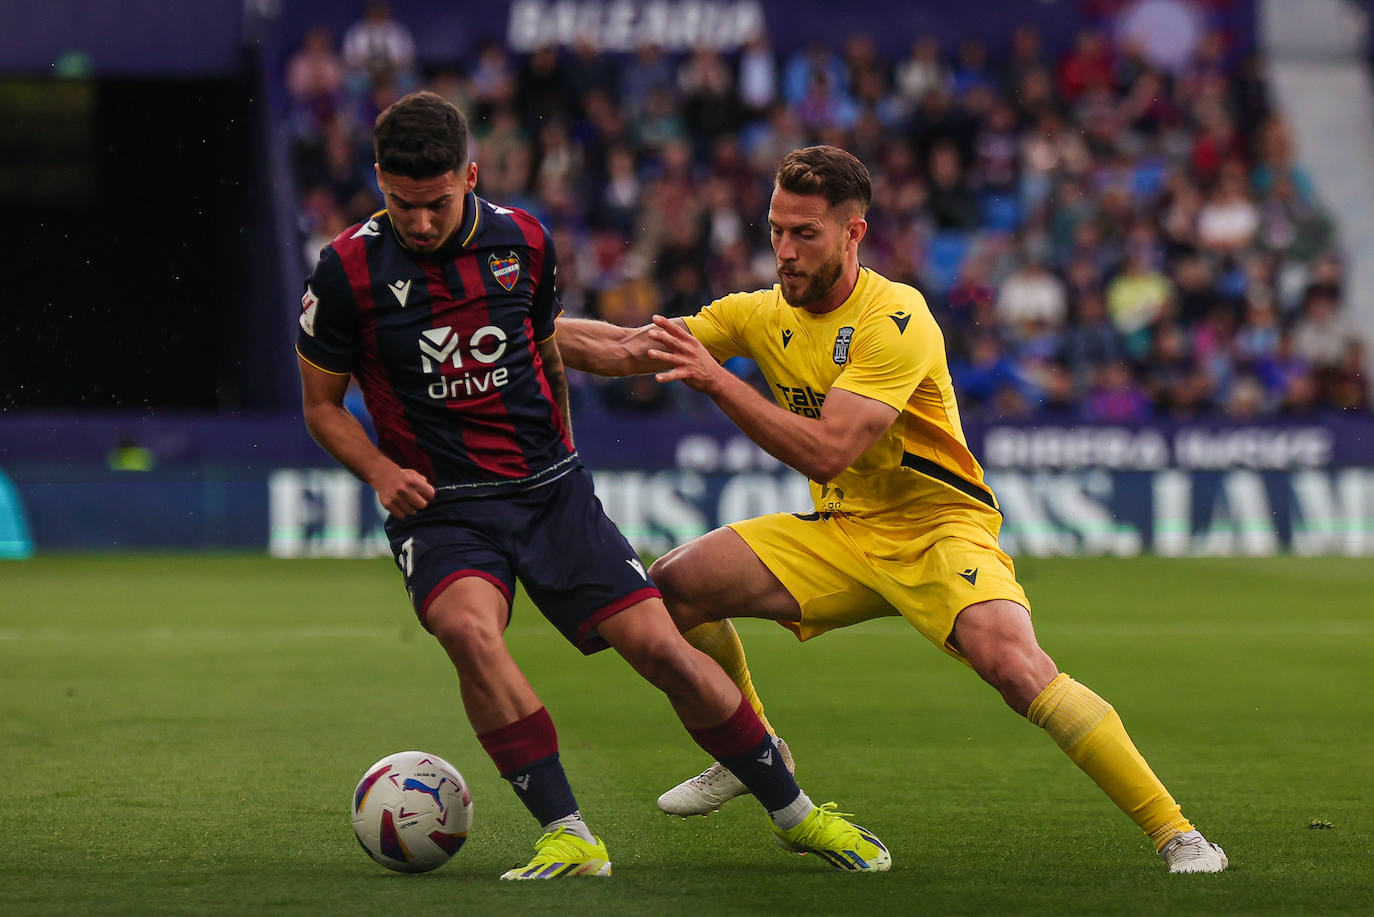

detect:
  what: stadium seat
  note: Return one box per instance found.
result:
[925,231,973,293]
[1132,159,1167,200]
[979,192,1022,232]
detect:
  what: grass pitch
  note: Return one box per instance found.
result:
[1,554,1370,916]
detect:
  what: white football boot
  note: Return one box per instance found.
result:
[657,736,795,816]
[1159,830,1229,873]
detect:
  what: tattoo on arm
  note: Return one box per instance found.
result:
[542,345,574,445]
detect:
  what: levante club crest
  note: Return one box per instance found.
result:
[489,252,521,291]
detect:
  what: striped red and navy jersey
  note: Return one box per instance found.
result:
[296,192,577,497]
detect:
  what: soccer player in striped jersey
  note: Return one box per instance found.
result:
[556,145,1227,874]
[296,95,888,878]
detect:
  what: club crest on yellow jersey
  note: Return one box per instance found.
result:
[832,326,854,364]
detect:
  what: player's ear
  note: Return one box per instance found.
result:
[463,161,478,192]
[848,214,868,247]
[374,163,384,194]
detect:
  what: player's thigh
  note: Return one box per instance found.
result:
[650,524,801,623]
[876,535,1031,661]
[720,512,896,640]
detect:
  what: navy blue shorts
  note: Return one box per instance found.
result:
[383,466,660,654]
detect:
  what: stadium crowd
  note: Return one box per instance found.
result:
[283,4,1368,421]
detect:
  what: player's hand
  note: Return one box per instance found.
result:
[373,467,435,517]
[646,315,725,393]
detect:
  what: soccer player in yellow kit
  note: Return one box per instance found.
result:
[556,145,1227,873]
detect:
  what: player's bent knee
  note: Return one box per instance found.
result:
[648,554,716,629]
[427,608,506,661]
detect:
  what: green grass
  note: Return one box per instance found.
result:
[1,555,1370,916]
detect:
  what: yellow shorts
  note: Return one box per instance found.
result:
[727,511,1030,661]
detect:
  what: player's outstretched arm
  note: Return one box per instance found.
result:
[298,356,434,517]
[645,316,896,483]
[554,316,681,377]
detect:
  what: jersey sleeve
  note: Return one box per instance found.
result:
[529,223,562,343]
[830,302,941,411]
[682,291,758,362]
[295,245,360,375]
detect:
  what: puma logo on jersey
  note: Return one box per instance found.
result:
[890,311,911,333]
[627,557,647,580]
[781,328,794,349]
[389,279,412,307]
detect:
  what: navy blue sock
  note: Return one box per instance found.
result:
[688,697,801,812]
[477,708,579,825]
[501,753,579,825]
[718,735,801,812]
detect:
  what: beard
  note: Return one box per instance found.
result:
[777,249,844,308]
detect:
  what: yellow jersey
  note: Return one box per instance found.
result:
[684,267,1001,531]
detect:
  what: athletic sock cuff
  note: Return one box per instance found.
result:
[477,707,559,775]
[1027,673,1113,749]
[687,695,768,760]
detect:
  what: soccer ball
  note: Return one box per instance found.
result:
[351,750,474,873]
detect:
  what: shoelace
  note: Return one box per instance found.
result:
[812,801,856,821]
[687,763,735,788]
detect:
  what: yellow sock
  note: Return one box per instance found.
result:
[1027,673,1192,850]
[683,620,775,735]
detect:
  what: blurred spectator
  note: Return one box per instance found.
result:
[784,41,850,107]
[973,101,1021,193]
[1107,248,1174,357]
[474,106,532,200]
[621,44,676,117]
[679,48,741,143]
[1197,160,1259,253]
[952,332,1032,416]
[567,36,619,111]
[516,46,573,133]
[1003,24,1046,94]
[926,140,979,230]
[1058,28,1113,103]
[1290,285,1354,369]
[738,35,779,120]
[1224,374,1268,420]
[1325,342,1370,412]
[997,258,1067,333]
[341,1,417,90]
[469,40,516,120]
[1061,292,1126,384]
[286,26,344,137]
[952,38,995,96]
[1082,363,1152,422]
[894,36,950,113]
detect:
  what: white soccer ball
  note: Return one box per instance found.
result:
[351,750,474,873]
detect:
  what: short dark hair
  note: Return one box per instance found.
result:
[775,145,872,214]
[373,91,469,178]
